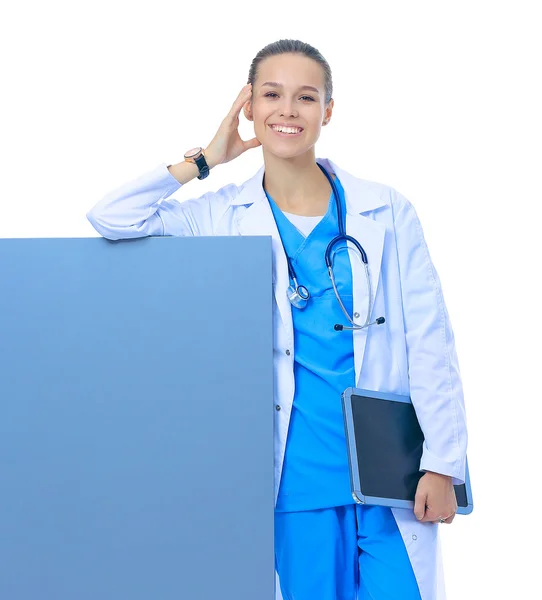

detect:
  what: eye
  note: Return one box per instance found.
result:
[264,92,315,102]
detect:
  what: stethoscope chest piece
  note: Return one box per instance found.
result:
[287,282,310,309]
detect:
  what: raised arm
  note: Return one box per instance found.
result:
[86,83,260,240]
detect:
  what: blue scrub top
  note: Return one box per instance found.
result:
[266,173,357,512]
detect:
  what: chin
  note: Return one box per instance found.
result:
[262,138,315,158]
[263,146,308,160]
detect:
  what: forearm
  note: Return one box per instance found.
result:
[87,163,184,239]
[167,150,219,185]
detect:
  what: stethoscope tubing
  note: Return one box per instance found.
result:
[280,163,377,330]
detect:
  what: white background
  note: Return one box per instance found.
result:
[1,1,541,598]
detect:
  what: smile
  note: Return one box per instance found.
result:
[268,124,304,136]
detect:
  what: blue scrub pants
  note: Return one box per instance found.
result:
[275,504,422,600]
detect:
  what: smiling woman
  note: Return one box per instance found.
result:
[86,37,468,600]
[242,43,334,207]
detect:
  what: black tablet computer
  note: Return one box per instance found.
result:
[341,387,473,514]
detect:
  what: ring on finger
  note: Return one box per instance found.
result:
[438,512,455,524]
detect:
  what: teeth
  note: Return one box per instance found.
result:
[271,125,302,134]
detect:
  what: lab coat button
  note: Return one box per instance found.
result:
[412,535,417,541]
[285,349,291,356]
[354,312,360,318]
[275,405,281,411]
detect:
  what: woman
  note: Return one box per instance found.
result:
[87,39,468,600]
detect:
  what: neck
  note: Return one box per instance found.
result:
[262,148,331,216]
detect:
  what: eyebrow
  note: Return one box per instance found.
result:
[260,81,320,94]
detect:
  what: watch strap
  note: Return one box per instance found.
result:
[193,152,210,180]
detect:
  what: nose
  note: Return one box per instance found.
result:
[279,98,298,118]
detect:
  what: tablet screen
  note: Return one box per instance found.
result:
[350,392,469,508]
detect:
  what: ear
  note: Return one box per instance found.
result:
[323,98,334,125]
[243,99,253,122]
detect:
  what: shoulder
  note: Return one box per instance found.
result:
[348,173,409,210]
[327,158,411,217]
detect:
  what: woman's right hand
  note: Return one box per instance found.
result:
[205,84,261,167]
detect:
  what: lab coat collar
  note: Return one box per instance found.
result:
[231,157,388,214]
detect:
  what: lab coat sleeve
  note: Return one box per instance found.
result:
[392,190,468,486]
[86,162,237,240]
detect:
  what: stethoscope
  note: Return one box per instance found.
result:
[284,163,385,332]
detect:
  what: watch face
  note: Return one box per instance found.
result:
[185,147,202,158]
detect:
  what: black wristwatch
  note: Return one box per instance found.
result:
[184,146,210,180]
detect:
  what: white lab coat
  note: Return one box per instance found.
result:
[87,156,468,600]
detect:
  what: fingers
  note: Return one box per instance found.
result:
[442,512,456,524]
[419,511,434,523]
[414,500,457,524]
[243,136,261,151]
[418,503,456,524]
[421,513,455,524]
[413,491,427,521]
[429,511,456,524]
[228,83,253,120]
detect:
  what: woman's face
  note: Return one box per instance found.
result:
[244,53,333,159]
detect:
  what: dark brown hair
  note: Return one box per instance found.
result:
[247,39,333,105]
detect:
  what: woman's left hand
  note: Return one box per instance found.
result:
[413,471,458,524]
